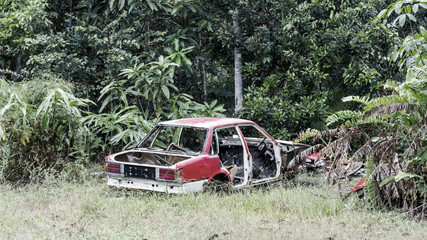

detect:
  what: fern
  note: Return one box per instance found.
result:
[352,115,390,126]
[326,110,362,126]
[383,80,400,90]
[365,156,377,208]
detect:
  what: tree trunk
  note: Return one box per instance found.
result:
[69,0,73,28]
[233,8,243,113]
[196,32,207,102]
[0,46,4,78]
[199,61,207,102]
[11,55,21,82]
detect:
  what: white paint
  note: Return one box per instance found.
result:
[107,177,208,194]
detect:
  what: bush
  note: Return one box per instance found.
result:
[241,76,329,140]
[0,77,92,183]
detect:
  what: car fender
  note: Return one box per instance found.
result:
[207,169,232,183]
[176,155,221,181]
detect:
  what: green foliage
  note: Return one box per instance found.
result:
[82,77,226,154]
[166,95,226,119]
[0,0,422,200]
[81,79,154,153]
[0,0,50,48]
[295,0,427,218]
[1,0,399,129]
[121,55,179,117]
[326,110,363,127]
[376,0,427,68]
[365,156,377,207]
[37,88,94,130]
[235,0,397,138]
[241,77,329,139]
[0,77,91,182]
[165,39,194,67]
[317,65,426,214]
[82,106,156,151]
[380,172,423,187]
[0,0,51,80]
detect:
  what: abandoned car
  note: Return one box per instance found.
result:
[104,117,308,193]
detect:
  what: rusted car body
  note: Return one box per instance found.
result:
[104,117,308,193]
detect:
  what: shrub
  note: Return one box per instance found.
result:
[241,76,329,140]
[0,77,92,183]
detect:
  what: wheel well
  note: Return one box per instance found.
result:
[210,173,230,183]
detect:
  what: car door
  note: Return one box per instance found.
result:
[237,124,281,184]
[213,125,251,187]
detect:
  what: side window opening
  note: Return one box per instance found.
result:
[210,130,218,155]
[179,127,207,153]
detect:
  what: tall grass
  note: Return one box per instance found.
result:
[1,176,426,240]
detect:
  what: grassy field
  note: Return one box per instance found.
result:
[1,175,426,240]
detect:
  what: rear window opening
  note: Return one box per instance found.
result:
[138,125,208,154]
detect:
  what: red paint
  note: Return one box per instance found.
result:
[168,117,223,125]
[307,152,319,161]
[306,153,320,164]
[351,178,366,192]
[161,117,254,129]
[176,155,221,181]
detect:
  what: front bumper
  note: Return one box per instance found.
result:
[107,177,208,194]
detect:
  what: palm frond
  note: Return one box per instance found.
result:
[366,102,412,117]
[326,110,363,126]
[349,140,373,162]
[365,156,377,207]
[0,124,5,142]
[354,115,390,125]
[404,124,426,163]
[342,95,370,105]
[319,127,360,163]
[383,80,400,91]
[294,128,320,143]
[364,95,409,113]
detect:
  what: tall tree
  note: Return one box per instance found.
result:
[233,7,243,113]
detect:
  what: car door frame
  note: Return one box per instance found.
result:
[236,123,282,185]
[212,125,251,189]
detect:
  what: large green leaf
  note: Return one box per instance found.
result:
[379,172,423,187]
[0,124,5,142]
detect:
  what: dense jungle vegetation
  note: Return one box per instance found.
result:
[0,0,426,218]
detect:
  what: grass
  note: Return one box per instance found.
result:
[0,175,426,240]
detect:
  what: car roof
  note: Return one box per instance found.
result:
[159,117,254,129]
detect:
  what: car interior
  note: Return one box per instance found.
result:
[214,125,277,185]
